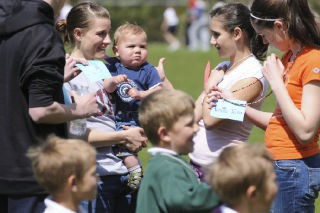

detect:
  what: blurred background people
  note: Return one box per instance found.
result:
[187,0,210,51]
[161,6,180,51]
[57,0,72,20]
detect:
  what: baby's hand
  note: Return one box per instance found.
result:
[127,88,142,100]
[103,75,127,93]
[113,74,128,84]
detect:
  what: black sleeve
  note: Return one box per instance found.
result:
[20,24,65,107]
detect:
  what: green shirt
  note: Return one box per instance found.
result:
[136,153,220,213]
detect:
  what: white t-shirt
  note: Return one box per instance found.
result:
[43,198,86,213]
[163,7,179,26]
[189,56,268,166]
[212,205,239,213]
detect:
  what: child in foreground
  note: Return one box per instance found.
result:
[107,23,163,191]
[136,89,220,213]
[209,143,278,213]
[27,135,97,213]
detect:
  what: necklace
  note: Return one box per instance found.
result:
[231,78,260,93]
[226,54,253,73]
[283,46,304,82]
[222,90,272,106]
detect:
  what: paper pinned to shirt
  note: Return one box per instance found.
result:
[210,99,246,122]
[76,60,112,83]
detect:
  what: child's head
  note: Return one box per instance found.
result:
[209,3,268,61]
[113,24,148,69]
[27,135,97,201]
[209,144,278,213]
[56,1,111,60]
[139,89,198,154]
[250,0,320,50]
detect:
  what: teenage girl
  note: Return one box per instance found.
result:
[189,3,268,179]
[246,0,320,212]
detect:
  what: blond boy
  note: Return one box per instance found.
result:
[27,135,97,213]
[209,143,278,213]
[136,89,220,213]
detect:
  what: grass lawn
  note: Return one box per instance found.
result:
[130,43,320,211]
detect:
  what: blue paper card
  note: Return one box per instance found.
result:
[210,99,246,122]
[76,60,111,83]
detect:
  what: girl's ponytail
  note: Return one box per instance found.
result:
[250,29,268,61]
[55,19,70,44]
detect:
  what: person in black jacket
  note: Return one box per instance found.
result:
[0,0,98,212]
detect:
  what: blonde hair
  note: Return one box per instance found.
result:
[139,89,194,145]
[209,143,274,207]
[113,23,147,46]
[27,135,96,194]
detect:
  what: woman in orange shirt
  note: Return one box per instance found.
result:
[246,0,320,212]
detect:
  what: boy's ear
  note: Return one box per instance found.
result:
[113,45,120,57]
[158,126,171,144]
[246,185,257,200]
[73,28,82,42]
[67,175,78,192]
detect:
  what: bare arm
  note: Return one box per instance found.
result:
[29,91,98,124]
[103,74,128,93]
[273,81,320,144]
[127,84,162,100]
[203,77,263,130]
[262,54,320,144]
[194,91,205,123]
[245,106,273,130]
[161,77,174,89]
[155,57,174,89]
[87,126,148,152]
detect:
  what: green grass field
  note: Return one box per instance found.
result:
[130,43,320,211]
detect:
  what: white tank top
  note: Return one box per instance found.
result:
[189,56,268,166]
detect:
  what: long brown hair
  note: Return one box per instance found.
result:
[210,3,268,61]
[250,0,320,48]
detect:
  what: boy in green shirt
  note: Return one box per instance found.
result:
[136,89,220,213]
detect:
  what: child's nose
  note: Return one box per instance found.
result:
[210,36,216,45]
[134,47,141,52]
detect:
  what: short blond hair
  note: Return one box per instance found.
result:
[209,144,274,207]
[27,135,96,194]
[113,23,147,46]
[139,89,194,145]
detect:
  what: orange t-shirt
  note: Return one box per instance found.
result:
[265,47,320,160]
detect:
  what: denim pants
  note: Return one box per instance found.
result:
[271,153,320,213]
[114,112,139,158]
[81,174,136,213]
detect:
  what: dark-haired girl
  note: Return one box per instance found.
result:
[189,3,269,179]
[245,0,320,212]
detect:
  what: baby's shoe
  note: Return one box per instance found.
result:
[127,165,143,192]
